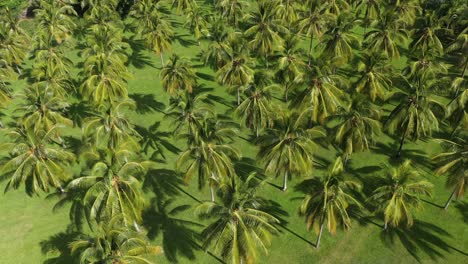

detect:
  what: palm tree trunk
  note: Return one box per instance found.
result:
[265,54,269,68]
[210,185,215,202]
[237,87,240,105]
[396,128,408,158]
[444,189,456,210]
[160,53,164,66]
[384,220,388,230]
[256,126,259,138]
[282,171,288,192]
[133,220,141,232]
[308,33,314,66]
[316,222,324,248]
[285,83,289,102]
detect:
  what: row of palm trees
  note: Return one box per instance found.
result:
[0,0,466,263]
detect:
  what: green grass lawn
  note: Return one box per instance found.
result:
[1,5,467,264]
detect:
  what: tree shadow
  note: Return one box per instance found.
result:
[143,168,183,199]
[195,72,214,82]
[174,34,198,48]
[40,230,80,264]
[134,121,180,160]
[380,220,453,262]
[63,136,85,156]
[455,201,468,224]
[64,101,93,128]
[129,93,165,114]
[372,142,432,170]
[142,198,202,263]
[278,224,316,247]
[125,37,155,69]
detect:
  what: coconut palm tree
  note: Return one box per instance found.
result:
[257,110,325,191]
[34,0,77,47]
[331,96,381,163]
[195,174,279,263]
[410,14,444,57]
[172,0,195,15]
[0,65,13,107]
[355,0,380,34]
[185,5,209,46]
[275,34,305,101]
[368,160,432,229]
[176,117,241,201]
[385,93,443,157]
[216,49,254,105]
[216,0,248,28]
[447,83,467,135]
[403,55,448,91]
[83,99,140,151]
[299,157,362,248]
[234,71,278,137]
[245,0,287,67]
[17,86,72,141]
[354,52,394,101]
[70,215,161,263]
[131,0,173,65]
[446,29,468,84]
[297,0,332,65]
[0,125,75,195]
[364,13,409,60]
[160,54,197,96]
[202,18,231,70]
[291,64,347,125]
[165,91,214,137]
[67,146,148,227]
[0,23,29,72]
[319,11,359,65]
[433,137,467,210]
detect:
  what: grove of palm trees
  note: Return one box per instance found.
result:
[0,0,467,263]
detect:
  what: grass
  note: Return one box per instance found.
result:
[1,4,467,264]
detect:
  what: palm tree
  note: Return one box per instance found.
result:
[410,14,444,57]
[67,147,148,227]
[331,96,381,163]
[433,137,467,209]
[0,125,75,195]
[446,29,468,85]
[319,11,359,65]
[385,93,443,157]
[160,54,197,96]
[245,0,286,67]
[195,175,279,263]
[131,0,173,65]
[234,71,278,137]
[355,0,380,34]
[447,82,467,135]
[83,100,140,151]
[297,0,332,65]
[216,0,248,28]
[176,118,241,201]
[202,19,231,70]
[0,65,13,107]
[292,64,347,125]
[172,0,195,15]
[34,0,77,47]
[165,91,214,136]
[354,52,394,101]
[368,160,432,229]
[216,50,254,105]
[364,13,409,60]
[17,85,72,143]
[275,34,305,101]
[185,5,209,46]
[70,215,161,263]
[257,110,325,191]
[299,157,362,248]
[0,23,29,72]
